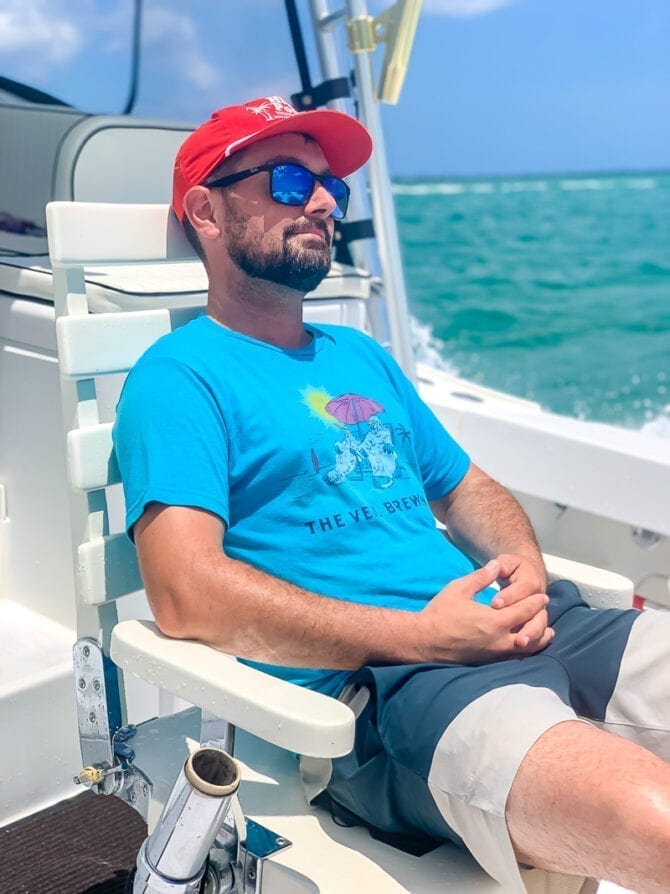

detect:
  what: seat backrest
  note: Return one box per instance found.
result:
[52,116,193,205]
[47,202,199,652]
[0,104,193,257]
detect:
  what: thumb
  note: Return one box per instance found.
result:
[451,560,500,600]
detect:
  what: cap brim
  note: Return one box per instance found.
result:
[226,108,372,178]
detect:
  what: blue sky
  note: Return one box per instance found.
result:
[1,0,668,176]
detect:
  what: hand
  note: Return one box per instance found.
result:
[414,561,553,665]
[488,554,552,650]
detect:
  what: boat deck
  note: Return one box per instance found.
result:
[1,792,145,893]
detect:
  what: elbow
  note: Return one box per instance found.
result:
[146,583,203,642]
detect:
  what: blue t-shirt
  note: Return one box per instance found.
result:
[113,316,480,695]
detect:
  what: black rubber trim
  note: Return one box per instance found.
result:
[0,76,72,107]
[333,218,375,265]
[291,77,352,111]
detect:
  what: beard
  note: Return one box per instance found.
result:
[222,199,332,293]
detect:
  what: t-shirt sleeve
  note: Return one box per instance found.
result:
[113,355,230,538]
[362,334,470,499]
[401,377,470,500]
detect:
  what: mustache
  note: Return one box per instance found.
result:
[285,219,332,245]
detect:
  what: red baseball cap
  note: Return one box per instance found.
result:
[172,95,373,221]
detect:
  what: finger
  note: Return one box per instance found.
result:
[501,592,549,628]
[515,626,555,652]
[448,560,501,600]
[513,611,549,648]
[490,553,521,580]
[491,580,542,609]
[491,578,533,608]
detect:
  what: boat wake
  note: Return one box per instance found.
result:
[409,315,458,373]
[411,317,670,441]
[641,407,670,440]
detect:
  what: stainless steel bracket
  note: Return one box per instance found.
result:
[238,819,292,894]
[119,763,153,821]
[72,637,152,818]
[73,637,115,770]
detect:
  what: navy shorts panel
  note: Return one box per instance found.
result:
[542,579,639,720]
[325,689,460,844]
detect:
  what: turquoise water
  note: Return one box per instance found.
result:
[394,171,670,437]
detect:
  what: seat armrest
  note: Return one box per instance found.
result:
[543,552,634,609]
[110,619,355,758]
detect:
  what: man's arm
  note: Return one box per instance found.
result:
[430,463,551,646]
[135,501,552,669]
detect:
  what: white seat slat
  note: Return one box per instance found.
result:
[111,619,356,759]
[78,533,143,604]
[46,202,194,264]
[57,309,171,379]
[68,424,119,490]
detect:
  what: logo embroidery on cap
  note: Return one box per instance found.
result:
[246,96,298,122]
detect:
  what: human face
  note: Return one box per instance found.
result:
[209,133,338,293]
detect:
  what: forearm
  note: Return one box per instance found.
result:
[144,549,424,669]
[439,465,545,583]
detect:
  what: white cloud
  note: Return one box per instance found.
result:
[423,0,515,16]
[0,1,81,63]
[142,6,220,92]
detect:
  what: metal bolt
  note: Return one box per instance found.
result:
[88,711,96,723]
[129,790,137,802]
[82,645,90,658]
[276,837,287,847]
[78,678,86,689]
[247,869,256,881]
[142,784,149,797]
[93,679,101,691]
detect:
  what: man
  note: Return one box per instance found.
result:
[114,96,670,893]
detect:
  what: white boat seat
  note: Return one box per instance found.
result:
[48,200,629,893]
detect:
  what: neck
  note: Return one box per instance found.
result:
[206,274,311,349]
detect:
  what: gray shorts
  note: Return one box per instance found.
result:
[303,580,670,891]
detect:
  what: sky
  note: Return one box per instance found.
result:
[1,0,668,177]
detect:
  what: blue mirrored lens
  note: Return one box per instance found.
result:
[270,164,348,219]
[324,176,348,219]
[271,164,312,206]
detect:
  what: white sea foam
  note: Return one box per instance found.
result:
[622,177,657,190]
[500,180,548,192]
[559,176,658,192]
[393,180,554,195]
[393,175,659,197]
[409,316,458,373]
[640,408,670,440]
[560,178,616,191]
[392,182,466,196]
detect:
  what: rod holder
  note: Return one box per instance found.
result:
[133,747,241,894]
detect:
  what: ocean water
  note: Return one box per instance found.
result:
[394,171,670,438]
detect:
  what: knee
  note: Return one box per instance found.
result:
[615,777,670,847]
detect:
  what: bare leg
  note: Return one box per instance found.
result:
[506,721,670,894]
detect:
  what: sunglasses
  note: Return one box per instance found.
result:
[206,162,350,220]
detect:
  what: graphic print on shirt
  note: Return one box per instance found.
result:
[301,387,409,490]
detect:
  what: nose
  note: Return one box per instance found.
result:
[304,181,338,219]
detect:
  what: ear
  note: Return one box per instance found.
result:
[182,186,221,242]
